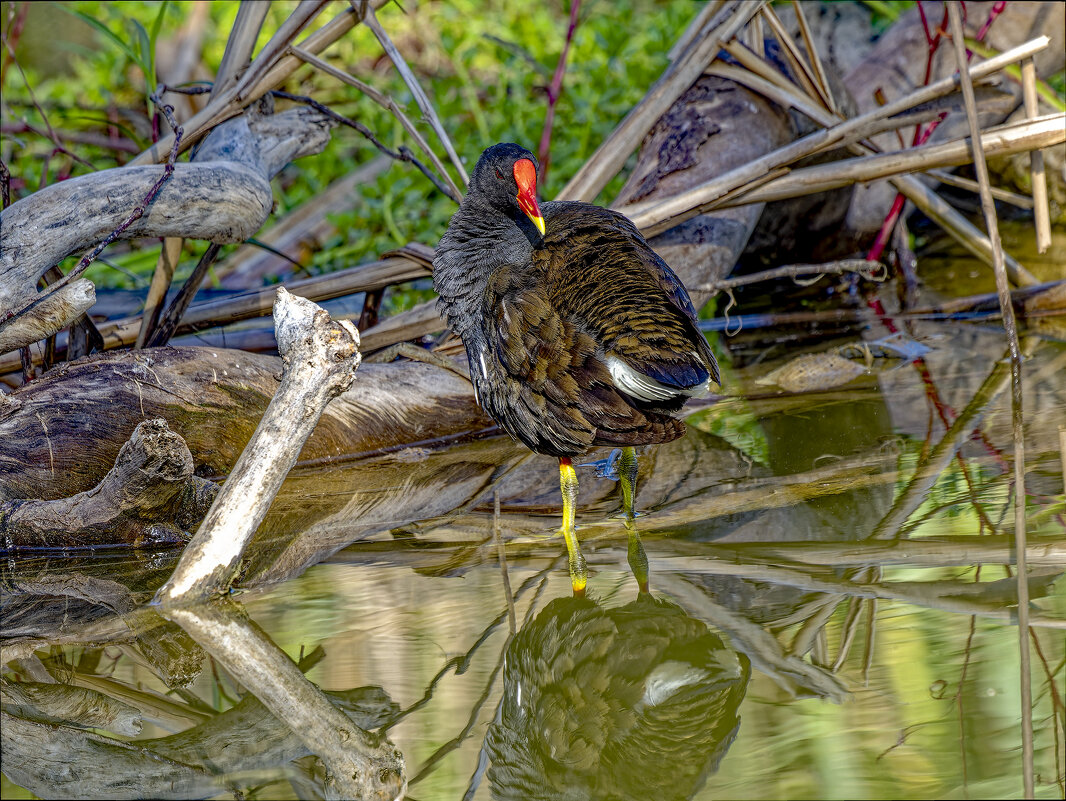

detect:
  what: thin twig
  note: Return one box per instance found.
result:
[694,259,885,294]
[537,0,581,185]
[146,243,224,348]
[288,44,463,202]
[357,0,469,187]
[493,490,517,635]
[270,89,461,203]
[946,6,1032,797]
[926,168,1035,208]
[1021,57,1052,253]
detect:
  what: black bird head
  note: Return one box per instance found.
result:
[469,143,546,236]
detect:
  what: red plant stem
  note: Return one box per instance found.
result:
[0,2,29,86]
[537,0,581,186]
[866,194,907,263]
[975,1,1006,41]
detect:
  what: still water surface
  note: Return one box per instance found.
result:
[2,236,1064,799]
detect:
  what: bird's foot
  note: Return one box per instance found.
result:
[577,448,622,480]
[609,509,647,521]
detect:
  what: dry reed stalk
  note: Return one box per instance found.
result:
[710,115,1065,208]
[926,168,1035,208]
[696,61,1041,286]
[558,0,763,202]
[789,600,840,658]
[232,0,332,101]
[651,555,1066,628]
[870,337,1037,542]
[622,30,1048,222]
[136,238,182,348]
[613,34,1050,230]
[212,2,271,97]
[791,0,837,115]
[663,535,1066,570]
[359,299,441,352]
[667,0,725,61]
[760,4,831,112]
[947,4,1033,796]
[1021,57,1052,253]
[288,45,463,201]
[131,0,391,165]
[358,0,469,188]
[894,173,1036,287]
[493,490,517,635]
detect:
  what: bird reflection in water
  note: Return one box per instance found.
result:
[486,594,750,801]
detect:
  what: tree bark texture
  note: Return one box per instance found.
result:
[0,418,218,550]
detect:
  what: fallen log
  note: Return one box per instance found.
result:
[0,418,218,551]
[0,346,489,503]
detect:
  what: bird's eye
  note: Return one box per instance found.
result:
[495,168,504,180]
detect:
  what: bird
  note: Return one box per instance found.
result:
[433,143,718,595]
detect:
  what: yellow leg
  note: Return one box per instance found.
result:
[626,520,650,595]
[559,458,587,596]
[619,446,639,520]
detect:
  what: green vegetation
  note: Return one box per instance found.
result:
[1,0,696,297]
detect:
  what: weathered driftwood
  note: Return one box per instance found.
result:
[0,105,335,352]
[0,279,96,355]
[0,418,218,550]
[2,635,399,799]
[0,711,229,800]
[155,289,360,604]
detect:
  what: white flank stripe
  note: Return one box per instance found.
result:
[606,356,681,401]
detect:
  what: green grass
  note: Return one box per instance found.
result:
[0,0,697,292]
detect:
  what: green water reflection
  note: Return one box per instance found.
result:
[2,228,1064,799]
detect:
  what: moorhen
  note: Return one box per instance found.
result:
[433,143,718,594]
